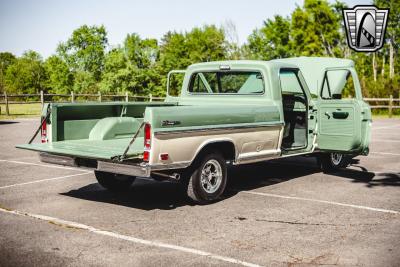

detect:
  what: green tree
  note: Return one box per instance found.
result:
[290,0,341,56]
[100,34,162,95]
[99,48,129,94]
[159,25,227,71]
[247,15,292,60]
[57,25,108,81]
[0,52,16,94]
[4,51,46,94]
[73,71,98,94]
[159,31,189,71]
[124,33,159,68]
[375,0,400,79]
[44,56,73,94]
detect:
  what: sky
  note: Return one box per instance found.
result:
[0,0,368,58]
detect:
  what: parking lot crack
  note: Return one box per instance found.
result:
[255,219,342,226]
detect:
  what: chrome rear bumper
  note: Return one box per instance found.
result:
[97,161,150,177]
[39,153,151,177]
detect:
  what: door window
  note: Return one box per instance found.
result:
[321,70,356,99]
[279,69,307,106]
[280,70,304,95]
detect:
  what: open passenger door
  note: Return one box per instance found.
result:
[316,68,369,153]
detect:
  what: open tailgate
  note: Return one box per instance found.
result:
[16,137,144,161]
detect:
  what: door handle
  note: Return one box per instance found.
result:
[332,111,349,119]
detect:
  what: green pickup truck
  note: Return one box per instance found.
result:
[17,57,371,204]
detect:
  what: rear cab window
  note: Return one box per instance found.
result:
[189,71,265,95]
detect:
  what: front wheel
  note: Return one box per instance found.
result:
[318,153,350,173]
[94,171,135,192]
[186,152,227,204]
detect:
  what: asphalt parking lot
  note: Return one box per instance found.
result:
[0,118,399,267]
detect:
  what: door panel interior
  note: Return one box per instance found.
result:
[318,101,361,151]
[317,68,363,152]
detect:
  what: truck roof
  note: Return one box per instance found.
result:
[188,57,355,96]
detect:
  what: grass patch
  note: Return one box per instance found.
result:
[371,108,400,119]
[372,114,400,119]
[0,103,42,119]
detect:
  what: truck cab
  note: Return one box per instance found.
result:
[17,57,371,204]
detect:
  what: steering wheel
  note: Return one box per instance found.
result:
[293,94,306,104]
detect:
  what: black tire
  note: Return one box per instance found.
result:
[94,171,135,192]
[318,152,350,173]
[185,151,227,204]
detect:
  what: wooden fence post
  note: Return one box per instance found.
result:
[40,90,44,107]
[125,92,129,102]
[149,93,152,102]
[4,91,9,116]
[98,91,102,102]
[71,91,75,103]
[389,94,393,118]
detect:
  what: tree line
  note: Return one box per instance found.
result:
[0,0,398,98]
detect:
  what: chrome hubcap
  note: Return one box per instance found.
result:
[331,153,343,166]
[200,159,223,194]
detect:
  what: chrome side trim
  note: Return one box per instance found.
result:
[154,122,284,137]
[97,161,151,177]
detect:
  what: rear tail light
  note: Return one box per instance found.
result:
[41,118,47,143]
[143,123,151,162]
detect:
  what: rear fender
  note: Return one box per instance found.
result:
[191,139,237,164]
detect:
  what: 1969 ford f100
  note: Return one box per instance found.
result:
[17,57,371,204]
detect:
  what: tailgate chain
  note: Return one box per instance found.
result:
[113,121,145,162]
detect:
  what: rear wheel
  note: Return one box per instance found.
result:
[186,152,227,204]
[318,152,349,173]
[94,171,135,192]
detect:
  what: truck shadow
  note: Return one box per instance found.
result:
[61,157,319,210]
[229,157,400,191]
[61,157,399,210]
[330,164,400,187]
[0,121,19,125]
[228,157,320,191]
[61,180,191,211]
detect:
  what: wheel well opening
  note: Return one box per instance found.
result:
[198,141,236,161]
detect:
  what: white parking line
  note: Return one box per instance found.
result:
[0,172,91,189]
[241,191,399,214]
[370,151,400,156]
[0,207,262,267]
[0,156,38,161]
[372,139,400,143]
[0,159,85,171]
[373,125,400,130]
